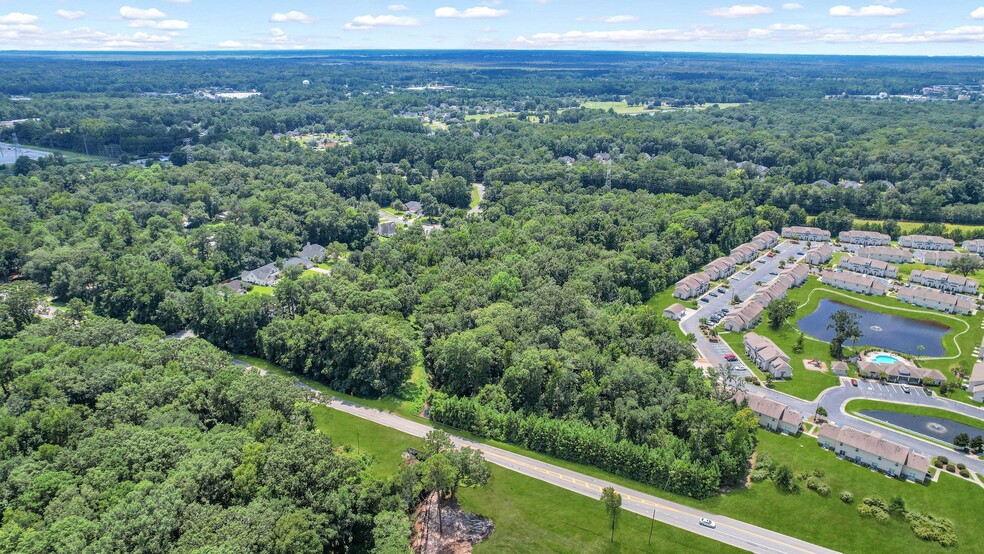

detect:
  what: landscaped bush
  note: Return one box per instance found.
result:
[959,469,970,478]
[750,469,770,482]
[755,454,775,471]
[936,456,949,465]
[956,463,966,470]
[862,496,888,511]
[840,491,854,503]
[889,495,907,514]
[906,512,958,547]
[946,464,956,472]
[806,476,831,497]
[933,459,944,468]
[858,503,889,522]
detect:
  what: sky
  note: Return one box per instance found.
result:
[2,1,984,55]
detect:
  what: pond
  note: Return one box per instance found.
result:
[860,410,983,445]
[797,299,948,356]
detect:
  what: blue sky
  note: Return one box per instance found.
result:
[2,1,984,55]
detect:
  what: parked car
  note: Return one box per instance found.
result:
[767,252,776,258]
[925,389,933,396]
[724,354,738,361]
[757,258,767,264]
[699,518,716,529]
[901,385,911,394]
[709,292,718,297]
[769,270,779,275]
[721,307,730,313]
[700,297,710,303]
[851,379,858,386]
[717,287,727,293]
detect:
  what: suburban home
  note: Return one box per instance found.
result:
[297,242,325,262]
[722,301,764,332]
[217,280,246,295]
[817,423,931,482]
[735,392,803,434]
[856,246,913,264]
[241,263,280,287]
[857,359,946,385]
[705,256,738,280]
[805,244,834,265]
[820,270,887,296]
[896,285,976,315]
[783,264,809,287]
[839,180,862,189]
[909,269,979,295]
[838,230,891,246]
[781,226,830,242]
[838,256,898,279]
[963,239,984,255]
[663,303,687,321]
[916,250,960,268]
[377,221,397,237]
[403,201,424,215]
[730,243,759,264]
[751,230,780,250]
[969,362,984,402]
[899,234,955,251]
[831,361,849,376]
[673,272,711,299]
[744,332,793,379]
[283,257,315,271]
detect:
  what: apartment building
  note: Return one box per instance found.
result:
[909,269,979,295]
[899,234,955,251]
[838,230,891,246]
[837,256,898,279]
[743,332,793,379]
[781,226,830,242]
[818,424,930,482]
[896,285,976,315]
[673,272,711,300]
[856,246,913,264]
[820,270,887,296]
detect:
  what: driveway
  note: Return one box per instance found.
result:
[468,183,485,215]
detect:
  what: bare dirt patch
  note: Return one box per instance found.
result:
[412,491,493,554]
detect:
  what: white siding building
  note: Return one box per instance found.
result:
[820,270,887,296]
[909,269,979,295]
[856,246,913,264]
[838,256,898,279]
[916,250,960,268]
[899,234,955,251]
[838,230,891,246]
[896,285,976,315]
[818,424,931,482]
[782,226,830,242]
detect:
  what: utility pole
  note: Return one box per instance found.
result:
[11,132,21,159]
[648,508,656,545]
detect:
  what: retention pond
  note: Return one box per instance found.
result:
[797,298,948,356]
[860,410,983,445]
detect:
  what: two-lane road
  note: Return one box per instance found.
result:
[322,396,836,554]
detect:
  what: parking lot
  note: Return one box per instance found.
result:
[848,377,933,398]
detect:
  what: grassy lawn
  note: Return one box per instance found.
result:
[470,184,481,209]
[464,112,519,121]
[721,331,839,401]
[851,218,984,234]
[580,100,656,114]
[845,399,984,435]
[644,286,696,342]
[313,406,740,553]
[246,284,274,295]
[17,143,112,165]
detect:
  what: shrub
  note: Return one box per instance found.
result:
[906,512,958,547]
[806,476,831,496]
[840,491,854,503]
[956,463,966,470]
[755,454,775,471]
[858,503,889,522]
[946,464,956,473]
[889,495,906,514]
[750,469,770,482]
[959,469,970,478]
[862,496,888,511]
[933,459,944,468]
[937,456,949,465]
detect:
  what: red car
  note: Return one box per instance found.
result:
[724,354,738,361]
[766,252,776,258]
[851,379,858,386]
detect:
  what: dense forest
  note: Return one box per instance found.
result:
[1,51,983,510]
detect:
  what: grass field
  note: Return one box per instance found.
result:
[464,112,519,121]
[850,218,984,234]
[470,184,481,209]
[845,399,984,435]
[14,143,112,165]
[580,101,744,114]
[313,406,740,553]
[246,285,274,296]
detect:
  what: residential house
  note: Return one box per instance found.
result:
[730,243,759,264]
[909,269,979,295]
[817,423,930,481]
[297,242,325,262]
[820,270,887,296]
[839,180,863,190]
[663,303,687,321]
[969,362,984,402]
[722,301,764,332]
[838,256,898,279]
[743,332,793,379]
[963,239,984,255]
[899,234,955,251]
[558,156,576,165]
[783,264,809,287]
[857,246,913,264]
[812,179,834,187]
[857,359,946,385]
[831,361,849,376]
[283,257,314,271]
[838,230,891,247]
[806,244,834,265]
[896,285,976,315]
[705,256,738,281]
[241,263,279,286]
[403,201,423,215]
[781,226,830,242]
[752,230,780,250]
[217,280,246,295]
[673,272,711,300]
[377,221,397,237]
[916,250,960,268]
[736,392,803,434]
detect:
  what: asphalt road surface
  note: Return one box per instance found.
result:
[322,396,837,554]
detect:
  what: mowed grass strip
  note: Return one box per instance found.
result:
[845,399,984,434]
[312,405,741,554]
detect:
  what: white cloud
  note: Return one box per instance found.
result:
[388,4,409,10]
[820,25,984,43]
[56,9,86,20]
[119,7,167,20]
[0,12,39,24]
[972,7,984,19]
[218,40,242,47]
[706,4,773,18]
[344,14,419,30]
[781,3,803,9]
[129,19,189,29]
[515,27,752,46]
[604,15,639,23]
[434,6,509,18]
[270,11,313,23]
[829,5,908,17]
[769,23,809,31]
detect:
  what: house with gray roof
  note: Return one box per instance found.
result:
[910,269,978,295]
[838,256,898,279]
[781,226,830,242]
[241,263,280,286]
[963,239,984,255]
[377,221,397,237]
[916,250,960,268]
[298,242,326,262]
[899,234,954,251]
[735,391,802,434]
[838,230,891,247]
[817,423,930,482]
[857,246,912,264]
[283,257,314,271]
[896,285,976,315]
[403,201,423,215]
[820,270,886,296]
[806,244,833,265]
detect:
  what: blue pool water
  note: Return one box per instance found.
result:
[797,299,948,356]
[872,354,900,364]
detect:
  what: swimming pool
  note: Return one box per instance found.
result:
[872,354,900,364]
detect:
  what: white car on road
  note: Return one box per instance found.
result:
[699,517,716,529]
